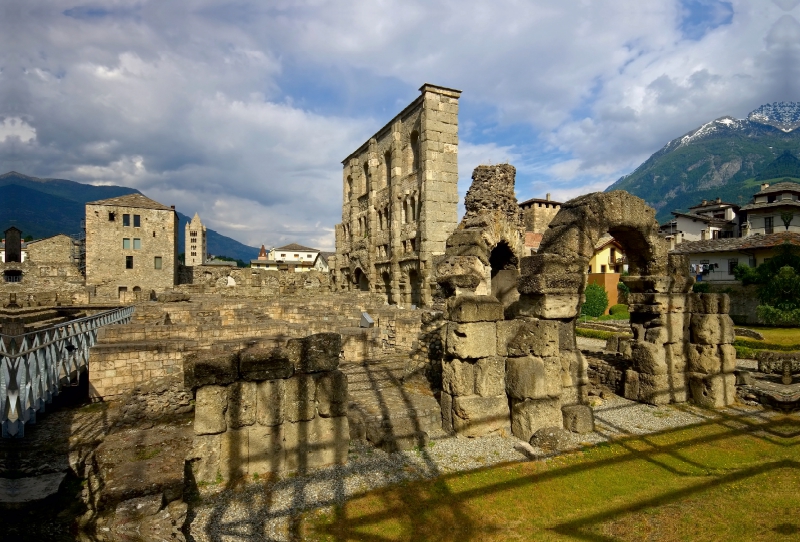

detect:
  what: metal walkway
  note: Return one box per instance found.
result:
[0,306,134,437]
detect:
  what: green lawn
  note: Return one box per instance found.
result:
[304,413,800,541]
[740,327,800,347]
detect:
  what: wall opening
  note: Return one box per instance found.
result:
[410,131,420,172]
[408,269,421,306]
[355,268,370,292]
[382,272,393,304]
[385,151,392,189]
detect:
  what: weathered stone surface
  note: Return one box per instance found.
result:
[624,369,640,401]
[506,319,559,358]
[446,321,497,358]
[248,424,285,475]
[315,370,348,418]
[284,416,349,473]
[510,398,562,442]
[690,314,735,345]
[156,292,190,303]
[0,472,66,503]
[286,333,341,373]
[687,344,722,375]
[560,351,589,388]
[188,433,221,483]
[436,255,486,291]
[285,374,317,422]
[184,351,237,389]
[688,372,736,408]
[665,343,688,373]
[474,356,506,397]
[638,373,684,405]
[226,381,257,429]
[561,404,594,433]
[631,342,667,375]
[530,426,574,452]
[110,496,188,542]
[194,385,227,435]
[506,356,560,400]
[239,346,294,381]
[719,344,737,373]
[440,391,453,433]
[220,429,249,480]
[442,358,475,396]
[446,294,504,322]
[451,394,510,437]
[517,272,585,296]
[256,379,285,426]
[510,293,582,319]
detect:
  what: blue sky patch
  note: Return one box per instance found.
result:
[680,0,734,40]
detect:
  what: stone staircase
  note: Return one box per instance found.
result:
[342,354,443,452]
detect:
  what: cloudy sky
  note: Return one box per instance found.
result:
[1,0,798,251]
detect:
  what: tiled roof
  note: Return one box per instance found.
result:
[687,201,739,210]
[87,193,173,210]
[740,200,800,211]
[524,232,543,250]
[518,197,562,207]
[670,232,800,254]
[670,211,733,226]
[756,181,800,195]
[274,243,318,252]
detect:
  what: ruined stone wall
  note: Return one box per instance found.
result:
[26,234,75,263]
[86,201,178,300]
[177,266,331,296]
[186,333,349,481]
[334,83,461,307]
[0,260,87,305]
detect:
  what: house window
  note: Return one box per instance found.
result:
[154,256,162,269]
[307,254,312,258]
[294,254,299,258]
[765,216,774,234]
[728,258,738,275]
[125,256,134,269]
[123,214,130,226]
[281,254,286,258]
[123,238,131,249]
[588,265,592,274]
[601,265,607,273]
[108,212,116,221]
[133,215,141,227]
[133,238,141,250]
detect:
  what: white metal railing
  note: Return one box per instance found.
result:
[0,306,134,437]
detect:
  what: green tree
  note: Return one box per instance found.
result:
[582,283,609,318]
[733,242,800,325]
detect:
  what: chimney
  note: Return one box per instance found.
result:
[546,193,551,201]
[3,227,21,263]
[761,183,769,191]
[716,197,721,203]
[170,205,175,210]
[701,199,707,206]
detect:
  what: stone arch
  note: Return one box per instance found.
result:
[354,267,370,292]
[382,271,393,304]
[409,130,420,173]
[408,269,421,306]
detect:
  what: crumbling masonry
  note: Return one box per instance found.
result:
[334,83,461,306]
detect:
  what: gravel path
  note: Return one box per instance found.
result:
[187,396,775,542]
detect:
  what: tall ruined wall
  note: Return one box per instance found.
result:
[334,83,461,307]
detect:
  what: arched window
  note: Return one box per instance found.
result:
[363,163,371,194]
[410,131,420,172]
[410,196,416,221]
[346,175,353,202]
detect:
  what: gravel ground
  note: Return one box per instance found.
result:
[576,336,607,351]
[187,396,776,542]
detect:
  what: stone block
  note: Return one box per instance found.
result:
[446,322,497,358]
[519,253,587,277]
[220,429,249,480]
[187,433,221,483]
[446,294,504,322]
[451,395,510,437]
[510,398,563,442]
[562,405,594,433]
[286,333,341,373]
[315,370,348,418]
[631,342,668,375]
[517,272,585,296]
[284,416,349,474]
[239,346,294,381]
[688,372,736,408]
[226,381,257,429]
[285,374,317,422]
[506,355,561,400]
[665,343,687,373]
[690,314,723,345]
[624,370,640,401]
[194,385,227,435]
[248,424,285,475]
[687,344,722,375]
[496,320,522,356]
[440,391,453,433]
[637,373,685,405]
[560,351,588,388]
[506,319,559,358]
[720,344,737,373]
[474,356,506,397]
[184,351,237,389]
[256,379,285,427]
[442,358,475,396]
[512,293,581,319]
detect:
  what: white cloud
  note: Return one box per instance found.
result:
[0,0,796,250]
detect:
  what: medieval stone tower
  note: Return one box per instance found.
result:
[334,83,461,306]
[185,213,207,266]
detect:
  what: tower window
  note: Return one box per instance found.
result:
[125,256,134,269]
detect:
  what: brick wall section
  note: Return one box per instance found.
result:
[26,234,74,263]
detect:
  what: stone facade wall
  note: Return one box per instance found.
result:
[186,333,349,481]
[185,213,207,266]
[178,266,331,295]
[85,199,178,301]
[0,260,87,305]
[334,83,461,307]
[26,234,75,263]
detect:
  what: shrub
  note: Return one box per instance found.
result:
[609,304,628,316]
[582,283,609,318]
[692,282,711,293]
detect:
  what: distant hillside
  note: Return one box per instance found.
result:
[607,102,800,222]
[0,171,259,261]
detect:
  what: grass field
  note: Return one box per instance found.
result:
[303,413,800,541]
[741,327,800,347]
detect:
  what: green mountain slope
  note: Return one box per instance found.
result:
[607,102,800,222]
[0,172,259,261]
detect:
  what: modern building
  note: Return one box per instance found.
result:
[253,243,328,272]
[659,198,740,248]
[334,83,461,306]
[85,193,178,300]
[185,213,207,266]
[739,181,800,236]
